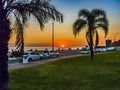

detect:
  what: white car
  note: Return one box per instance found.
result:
[23,52,44,61]
[81,50,90,54]
[42,50,59,58]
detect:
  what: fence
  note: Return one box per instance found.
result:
[8,58,22,65]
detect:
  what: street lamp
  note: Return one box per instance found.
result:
[52,22,54,51]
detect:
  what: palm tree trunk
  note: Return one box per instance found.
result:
[20,30,24,60]
[88,14,94,61]
[0,47,9,90]
[0,18,11,90]
[89,31,94,60]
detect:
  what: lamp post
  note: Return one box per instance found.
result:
[52,22,54,51]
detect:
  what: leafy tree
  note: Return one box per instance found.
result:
[0,0,63,89]
[73,9,108,60]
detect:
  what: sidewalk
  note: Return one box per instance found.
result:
[9,54,82,70]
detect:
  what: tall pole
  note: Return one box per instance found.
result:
[52,22,54,51]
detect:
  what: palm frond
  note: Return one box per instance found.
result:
[73,19,86,37]
[86,31,90,46]
[8,0,63,30]
[94,17,109,27]
[95,23,108,37]
[78,8,89,19]
[94,30,99,46]
[91,8,106,18]
[13,14,24,54]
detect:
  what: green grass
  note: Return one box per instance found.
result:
[10,51,120,90]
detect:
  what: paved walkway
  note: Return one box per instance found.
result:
[9,54,83,70]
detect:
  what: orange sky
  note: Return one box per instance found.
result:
[9,0,120,48]
[9,20,120,47]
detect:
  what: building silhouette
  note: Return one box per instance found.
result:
[106,40,112,47]
[112,40,120,46]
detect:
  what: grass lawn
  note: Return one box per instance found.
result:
[9,51,120,90]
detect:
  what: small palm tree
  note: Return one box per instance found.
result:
[73,9,109,60]
[0,0,63,89]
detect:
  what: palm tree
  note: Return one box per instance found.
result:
[0,0,63,89]
[14,17,24,58]
[73,9,109,60]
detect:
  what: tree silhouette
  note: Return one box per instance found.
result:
[73,9,109,60]
[0,0,63,89]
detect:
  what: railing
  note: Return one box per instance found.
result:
[8,57,22,65]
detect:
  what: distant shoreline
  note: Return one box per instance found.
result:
[8,46,83,51]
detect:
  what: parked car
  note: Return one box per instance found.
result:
[41,52,50,59]
[81,50,90,54]
[107,47,116,51]
[23,51,44,61]
[80,47,90,54]
[42,50,60,58]
[100,48,108,52]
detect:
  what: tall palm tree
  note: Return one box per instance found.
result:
[0,0,63,89]
[73,9,109,60]
[14,17,24,58]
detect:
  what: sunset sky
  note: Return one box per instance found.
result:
[9,0,120,48]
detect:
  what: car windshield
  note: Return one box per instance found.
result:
[50,51,57,53]
[24,53,28,55]
[30,52,39,55]
[43,51,49,53]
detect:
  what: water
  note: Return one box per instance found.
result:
[9,46,52,51]
[9,46,83,51]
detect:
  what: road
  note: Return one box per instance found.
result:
[9,54,84,70]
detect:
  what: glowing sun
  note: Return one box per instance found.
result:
[61,45,65,47]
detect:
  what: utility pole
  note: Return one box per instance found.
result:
[52,22,54,51]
